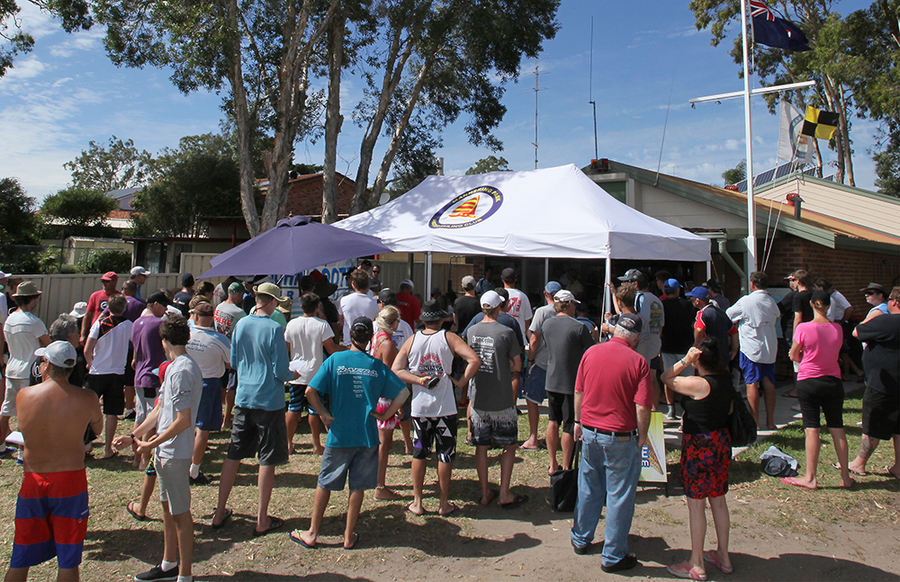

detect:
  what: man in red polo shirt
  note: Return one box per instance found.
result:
[396,279,421,328]
[81,272,121,343]
[570,313,651,573]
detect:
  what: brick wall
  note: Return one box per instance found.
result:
[283,174,356,218]
[765,235,899,316]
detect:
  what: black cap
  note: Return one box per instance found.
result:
[147,290,171,306]
[182,273,194,287]
[378,289,398,306]
[351,316,374,338]
[501,267,516,281]
[616,313,643,333]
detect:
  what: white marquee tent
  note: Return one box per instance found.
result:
[339,162,708,250]
[337,164,710,308]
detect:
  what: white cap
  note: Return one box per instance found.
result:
[166,305,182,318]
[0,271,8,280]
[554,289,580,304]
[400,279,414,289]
[69,301,88,318]
[130,266,149,277]
[35,341,77,368]
[480,290,502,309]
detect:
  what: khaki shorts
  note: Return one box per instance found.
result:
[2,377,29,417]
[156,456,191,515]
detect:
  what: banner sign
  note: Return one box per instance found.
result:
[640,411,667,483]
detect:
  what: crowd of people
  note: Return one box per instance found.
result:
[0,263,896,582]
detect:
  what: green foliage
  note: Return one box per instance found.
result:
[0,177,40,245]
[132,133,242,237]
[873,131,900,197]
[37,248,60,274]
[75,249,131,275]
[40,187,118,232]
[0,0,92,76]
[722,159,746,186]
[64,136,152,193]
[466,156,511,175]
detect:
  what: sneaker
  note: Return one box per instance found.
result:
[124,410,136,421]
[134,564,178,581]
[601,553,639,573]
[664,407,679,421]
[190,471,211,485]
[0,446,15,458]
[16,454,23,466]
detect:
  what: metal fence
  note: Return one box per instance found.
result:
[15,273,180,327]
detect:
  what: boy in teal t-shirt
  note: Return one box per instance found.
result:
[292,317,408,550]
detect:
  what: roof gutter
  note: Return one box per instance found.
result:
[718,239,747,295]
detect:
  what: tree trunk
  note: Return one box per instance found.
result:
[369,56,434,207]
[837,84,854,186]
[322,8,346,225]
[222,0,261,237]
[351,29,416,215]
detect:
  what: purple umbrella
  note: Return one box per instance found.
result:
[198,215,393,278]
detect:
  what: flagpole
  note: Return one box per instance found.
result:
[741,0,757,275]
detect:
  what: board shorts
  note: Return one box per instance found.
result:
[739,352,775,385]
[196,377,223,431]
[412,415,458,463]
[87,373,126,416]
[226,407,289,466]
[470,407,518,447]
[521,364,547,404]
[318,445,378,491]
[681,429,731,500]
[11,469,89,570]
[546,391,575,433]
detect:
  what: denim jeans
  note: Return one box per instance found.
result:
[570,428,641,566]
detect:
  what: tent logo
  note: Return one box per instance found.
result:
[430,186,503,229]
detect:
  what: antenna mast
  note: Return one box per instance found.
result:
[530,62,548,169]
[590,17,598,160]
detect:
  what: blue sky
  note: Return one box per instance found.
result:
[0,0,879,204]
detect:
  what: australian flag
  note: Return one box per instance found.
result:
[749,0,812,52]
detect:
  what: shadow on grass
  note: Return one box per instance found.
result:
[203,572,372,581]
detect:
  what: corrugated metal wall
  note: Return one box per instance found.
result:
[16,274,180,327]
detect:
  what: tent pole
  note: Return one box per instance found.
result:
[544,258,549,284]
[603,256,612,321]
[407,253,414,280]
[425,251,433,297]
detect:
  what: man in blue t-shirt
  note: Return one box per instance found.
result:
[211,282,294,536]
[291,317,407,550]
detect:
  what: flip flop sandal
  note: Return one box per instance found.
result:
[831,462,866,476]
[500,494,529,509]
[211,508,232,529]
[252,515,283,537]
[666,561,707,580]
[344,532,360,550]
[126,501,148,522]
[703,550,733,574]
[289,529,315,548]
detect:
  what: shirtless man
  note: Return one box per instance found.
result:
[5,341,102,582]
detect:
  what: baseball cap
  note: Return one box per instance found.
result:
[706,278,722,292]
[166,305,183,317]
[378,289,398,306]
[616,313,643,333]
[554,290,579,303]
[617,268,643,282]
[100,271,118,282]
[35,341,77,368]
[664,278,682,291]
[400,278,414,289]
[69,301,88,318]
[146,290,171,306]
[420,299,448,322]
[685,286,710,300]
[784,273,796,280]
[228,281,244,294]
[0,271,8,280]
[544,281,562,295]
[481,290,502,309]
[501,267,516,280]
[461,275,476,290]
[182,273,194,286]
[254,282,286,301]
[130,266,148,277]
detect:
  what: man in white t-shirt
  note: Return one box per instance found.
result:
[186,300,231,485]
[0,271,8,368]
[84,294,133,459]
[618,269,664,411]
[1,281,50,445]
[214,282,247,339]
[339,270,379,346]
[501,268,532,345]
[284,293,343,454]
[115,315,202,582]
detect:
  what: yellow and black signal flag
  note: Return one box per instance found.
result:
[800,106,839,140]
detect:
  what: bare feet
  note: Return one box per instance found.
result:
[374,486,401,501]
[407,501,425,516]
[781,476,817,489]
[766,423,777,431]
[479,489,497,506]
[312,446,325,456]
[438,502,459,516]
[548,463,559,476]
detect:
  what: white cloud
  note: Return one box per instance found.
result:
[1,56,47,81]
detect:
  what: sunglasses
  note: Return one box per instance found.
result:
[864,291,877,296]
